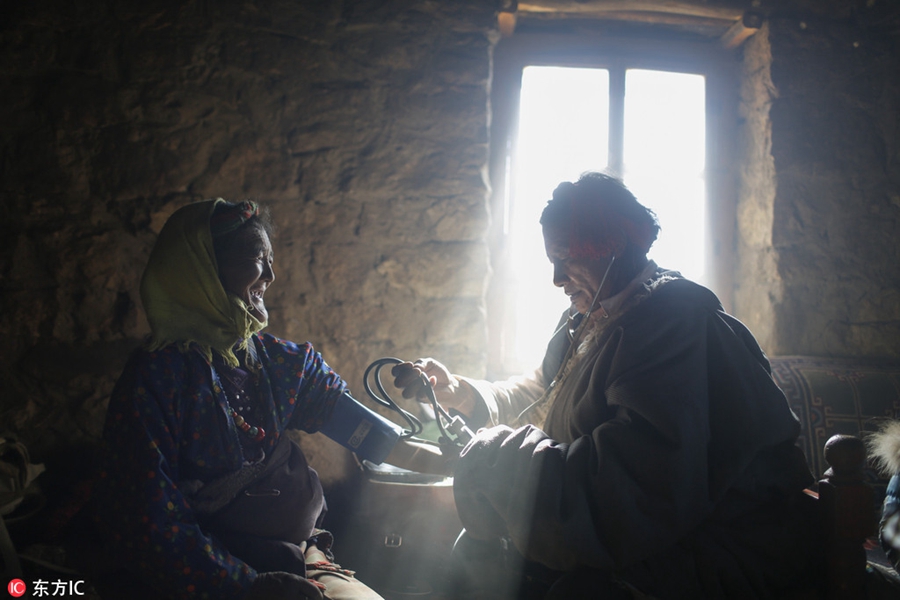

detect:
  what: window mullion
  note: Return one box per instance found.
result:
[608,66,626,177]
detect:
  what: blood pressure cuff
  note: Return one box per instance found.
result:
[319,392,402,464]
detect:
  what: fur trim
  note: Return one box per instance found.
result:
[866,420,900,476]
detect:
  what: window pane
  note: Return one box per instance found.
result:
[510,66,609,372]
[623,69,706,283]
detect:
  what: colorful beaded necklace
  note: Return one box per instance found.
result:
[214,354,266,444]
[229,406,266,442]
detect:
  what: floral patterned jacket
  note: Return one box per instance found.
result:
[93,334,345,599]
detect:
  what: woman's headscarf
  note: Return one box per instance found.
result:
[140,198,267,367]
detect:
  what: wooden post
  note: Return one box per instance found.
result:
[818,434,876,600]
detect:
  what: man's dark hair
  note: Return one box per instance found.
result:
[540,172,660,261]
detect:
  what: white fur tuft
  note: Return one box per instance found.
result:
[867,420,900,476]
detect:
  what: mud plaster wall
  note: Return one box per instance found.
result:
[736,3,900,357]
[0,0,499,484]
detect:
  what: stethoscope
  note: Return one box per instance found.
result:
[515,255,617,424]
[549,254,617,343]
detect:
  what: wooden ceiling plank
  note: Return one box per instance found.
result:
[516,1,745,21]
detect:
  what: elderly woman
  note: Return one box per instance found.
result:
[91,199,383,600]
[393,173,823,598]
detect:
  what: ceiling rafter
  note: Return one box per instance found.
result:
[502,1,760,47]
[516,1,745,21]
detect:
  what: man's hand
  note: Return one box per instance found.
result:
[391,358,476,416]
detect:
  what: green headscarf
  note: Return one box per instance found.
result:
[140,198,267,367]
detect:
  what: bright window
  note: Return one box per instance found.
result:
[506,65,707,373]
[623,69,706,284]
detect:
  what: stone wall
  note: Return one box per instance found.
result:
[0,0,499,476]
[735,1,900,358]
[2,0,899,480]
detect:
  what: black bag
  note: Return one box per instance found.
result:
[187,435,326,545]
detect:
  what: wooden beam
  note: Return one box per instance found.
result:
[554,10,735,30]
[516,1,744,21]
[720,12,762,49]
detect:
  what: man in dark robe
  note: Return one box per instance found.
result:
[394,173,822,598]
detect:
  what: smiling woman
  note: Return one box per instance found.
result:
[85,199,385,600]
[213,203,276,324]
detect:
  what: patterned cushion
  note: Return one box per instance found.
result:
[770,356,900,501]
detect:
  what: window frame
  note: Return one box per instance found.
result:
[486,29,741,379]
